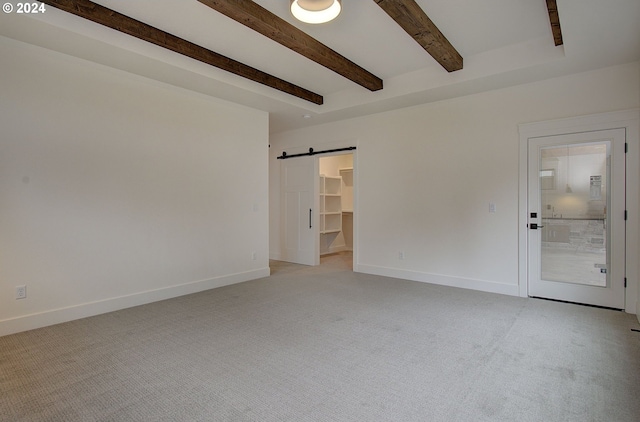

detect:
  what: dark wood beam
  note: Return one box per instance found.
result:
[374,0,463,72]
[546,0,563,46]
[197,0,383,92]
[40,0,324,104]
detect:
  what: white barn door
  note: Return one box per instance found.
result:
[280,156,319,265]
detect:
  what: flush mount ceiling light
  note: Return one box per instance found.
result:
[290,0,342,24]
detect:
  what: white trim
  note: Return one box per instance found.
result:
[0,268,270,337]
[519,109,639,139]
[353,146,359,274]
[357,264,520,297]
[518,109,639,314]
[312,143,359,271]
[321,244,349,255]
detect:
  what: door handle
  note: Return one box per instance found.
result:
[529,223,545,230]
[309,208,312,229]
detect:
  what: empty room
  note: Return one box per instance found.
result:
[1,1,640,421]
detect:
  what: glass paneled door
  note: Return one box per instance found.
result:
[527,129,626,309]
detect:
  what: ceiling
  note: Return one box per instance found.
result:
[1,0,639,134]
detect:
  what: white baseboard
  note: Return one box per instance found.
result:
[628,296,637,316]
[321,245,349,255]
[356,264,520,297]
[0,268,270,337]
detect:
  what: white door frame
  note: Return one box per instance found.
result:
[518,109,639,313]
[275,140,359,269]
[318,149,358,269]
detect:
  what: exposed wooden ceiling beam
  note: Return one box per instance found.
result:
[546,0,564,46]
[374,0,463,72]
[197,0,383,92]
[40,0,324,104]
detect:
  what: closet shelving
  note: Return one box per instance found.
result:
[319,175,342,234]
[339,168,353,213]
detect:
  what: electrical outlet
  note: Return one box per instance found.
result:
[398,251,405,260]
[15,285,27,300]
[252,252,257,261]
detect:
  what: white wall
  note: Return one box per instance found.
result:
[270,62,640,302]
[0,37,269,336]
[319,154,353,178]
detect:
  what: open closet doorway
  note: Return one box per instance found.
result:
[319,153,354,271]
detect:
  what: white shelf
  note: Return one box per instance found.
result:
[319,175,342,235]
[324,176,341,195]
[339,168,353,214]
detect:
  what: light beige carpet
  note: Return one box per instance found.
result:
[2,256,640,421]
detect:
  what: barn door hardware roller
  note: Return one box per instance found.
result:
[277,146,356,160]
